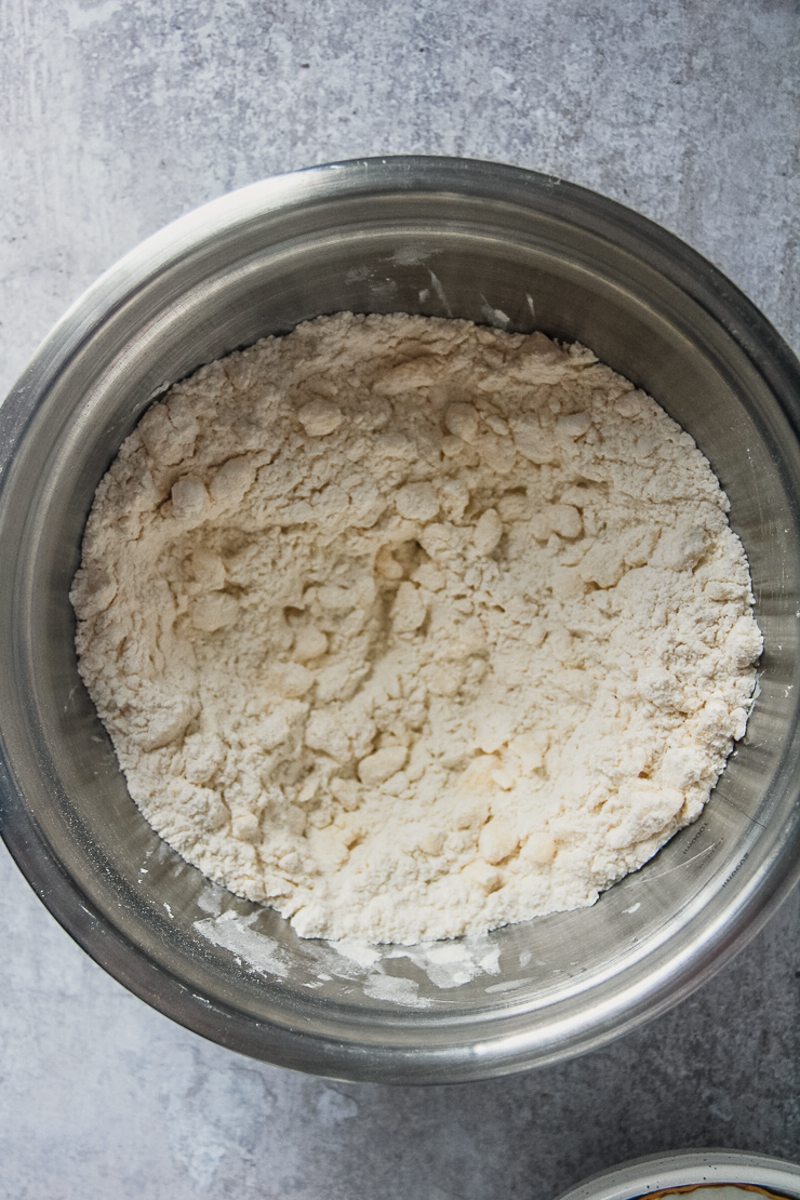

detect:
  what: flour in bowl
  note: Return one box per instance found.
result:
[71,314,762,943]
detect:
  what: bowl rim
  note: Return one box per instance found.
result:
[2,154,800,1083]
[554,1151,800,1200]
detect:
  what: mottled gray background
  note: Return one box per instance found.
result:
[1,1,799,1197]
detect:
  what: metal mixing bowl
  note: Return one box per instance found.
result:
[1,157,799,1084]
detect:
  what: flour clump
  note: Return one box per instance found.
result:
[71,314,762,943]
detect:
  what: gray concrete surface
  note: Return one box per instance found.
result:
[1,1,798,1197]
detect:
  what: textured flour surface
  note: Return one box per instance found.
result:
[71,314,762,944]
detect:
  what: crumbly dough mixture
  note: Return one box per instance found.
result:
[71,313,762,943]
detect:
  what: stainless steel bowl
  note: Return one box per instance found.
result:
[1,156,799,1083]
[556,1151,800,1200]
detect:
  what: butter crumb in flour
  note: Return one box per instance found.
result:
[71,314,762,944]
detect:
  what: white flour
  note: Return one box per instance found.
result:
[71,313,762,944]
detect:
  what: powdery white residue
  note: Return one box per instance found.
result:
[193,912,502,1002]
[361,973,430,1008]
[194,911,291,978]
[479,297,510,328]
[426,271,452,315]
[332,933,502,989]
[392,245,431,267]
